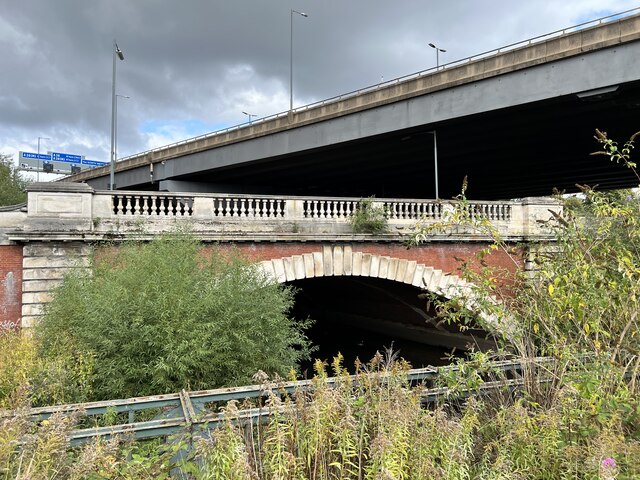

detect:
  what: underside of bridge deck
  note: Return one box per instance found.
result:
[288,276,490,372]
[160,81,640,200]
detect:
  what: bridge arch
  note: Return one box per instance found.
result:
[256,245,472,301]
[255,245,512,340]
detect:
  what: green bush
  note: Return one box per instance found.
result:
[0,331,94,408]
[35,232,312,400]
[350,197,388,234]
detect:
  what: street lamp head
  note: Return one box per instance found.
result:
[115,44,124,61]
[428,43,436,48]
[292,9,308,17]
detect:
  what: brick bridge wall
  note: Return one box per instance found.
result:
[0,245,23,330]
[0,240,521,330]
[229,242,519,274]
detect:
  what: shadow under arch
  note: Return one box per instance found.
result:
[256,245,513,360]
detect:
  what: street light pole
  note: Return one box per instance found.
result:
[115,94,130,166]
[36,136,50,182]
[242,111,257,124]
[290,9,308,113]
[110,40,125,190]
[428,43,446,70]
[432,131,439,199]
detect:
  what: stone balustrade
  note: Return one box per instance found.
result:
[0,183,561,243]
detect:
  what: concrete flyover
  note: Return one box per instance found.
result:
[67,13,640,199]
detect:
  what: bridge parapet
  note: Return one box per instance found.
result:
[6,183,561,243]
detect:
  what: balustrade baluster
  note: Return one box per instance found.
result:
[389,203,397,220]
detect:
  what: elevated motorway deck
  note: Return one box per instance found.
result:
[70,11,640,199]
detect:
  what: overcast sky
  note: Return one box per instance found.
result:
[2,0,639,176]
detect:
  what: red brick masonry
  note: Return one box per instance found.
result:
[212,242,521,278]
[0,245,22,331]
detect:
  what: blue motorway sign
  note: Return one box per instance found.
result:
[21,152,51,160]
[82,159,109,167]
[51,152,83,163]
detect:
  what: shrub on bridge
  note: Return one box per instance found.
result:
[350,197,388,234]
[35,232,312,400]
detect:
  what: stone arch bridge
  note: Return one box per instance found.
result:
[0,184,559,361]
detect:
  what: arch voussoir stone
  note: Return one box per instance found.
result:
[257,245,467,301]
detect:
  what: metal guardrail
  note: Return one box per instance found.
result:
[2,357,555,445]
[109,7,640,164]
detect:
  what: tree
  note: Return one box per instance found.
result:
[36,232,312,400]
[409,131,640,449]
[0,154,27,206]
